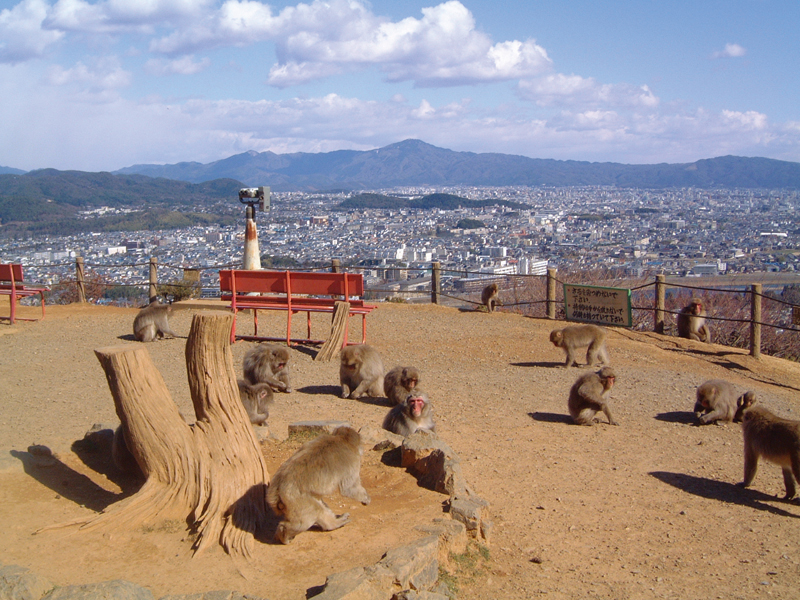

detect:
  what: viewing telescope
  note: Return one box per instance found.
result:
[238,186,270,214]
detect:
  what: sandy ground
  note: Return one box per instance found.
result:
[2,299,800,600]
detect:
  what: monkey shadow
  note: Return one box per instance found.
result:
[512,361,564,369]
[654,411,698,425]
[70,427,144,495]
[298,385,344,396]
[352,396,391,407]
[228,484,282,545]
[528,412,573,425]
[650,471,800,518]
[116,334,188,342]
[458,307,485,313]
[9,448,126,513]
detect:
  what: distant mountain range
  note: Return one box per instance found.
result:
[113,139,800,190]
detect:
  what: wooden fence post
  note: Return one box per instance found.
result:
[431,262,441,304]
[655,274,666,334]
[546,268,557,319]
[331,258,341,273]
[149,257,158,302]
[75,256,86,304]
[750,284,762,359]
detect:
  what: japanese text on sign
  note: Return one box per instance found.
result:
[563,284,632,328]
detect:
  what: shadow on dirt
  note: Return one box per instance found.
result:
[654,411,698,425]
[10,448,124,512]
[650,471,800,518]
[298,385,342,396]
[512,361,564,369]
[529,412,573,425]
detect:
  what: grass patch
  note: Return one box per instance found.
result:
[439,540,491,595]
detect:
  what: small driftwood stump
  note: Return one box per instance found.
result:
[39,311,269,558]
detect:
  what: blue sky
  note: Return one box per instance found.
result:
[1,0,798,172]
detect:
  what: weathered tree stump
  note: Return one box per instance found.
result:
[39,311,269,558]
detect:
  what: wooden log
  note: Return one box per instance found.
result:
[38,311,269,559]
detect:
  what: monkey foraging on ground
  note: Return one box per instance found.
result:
[694,379,755,425]
[243,343,292,392]
[550,324,610,368]
[677,297,711,342]
[738,400,800,501]
[339,344,384,399]
[384,366,421,406]
[237,379,275,426]
[267,426,370,544]
[568,366,618,426]
[133,300,177,342]
[481,283,501,313]
[382,391,436,436]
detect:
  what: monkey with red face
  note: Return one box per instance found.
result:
[382,392,435,436]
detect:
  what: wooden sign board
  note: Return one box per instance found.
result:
[183,268,201,283]
[563,284,632,328]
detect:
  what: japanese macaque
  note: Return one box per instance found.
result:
[133,300,177,342]
[384,366,421,406]
[237,379,275,426]
[481,283,501,313]
[568,367,618,426]
[267,426,370,544]
[550,324,610,368]
[339,344,384,399]
[243,343,292,392]
[111,425,144,478]
[738,401,800,501]
[382,392,436,436]
[694,379,754,425]
[677,297,711,342]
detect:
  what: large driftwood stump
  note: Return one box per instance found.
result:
[40,312,269,558]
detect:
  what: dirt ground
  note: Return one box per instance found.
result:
[2,299,800,600]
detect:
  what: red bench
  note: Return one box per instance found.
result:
[0,264,49,325]
[219,269,377,345]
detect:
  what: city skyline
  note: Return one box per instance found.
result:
[1,0,799,172]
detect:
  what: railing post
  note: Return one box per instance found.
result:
[75,256,86,303]
[750,284,762,359]
[149,257,158,302]
[655,274,666,334]
[546,268,557,319]
[331,258,341,273]
[431,262,441,304]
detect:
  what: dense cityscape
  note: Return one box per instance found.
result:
[1,185,799,301]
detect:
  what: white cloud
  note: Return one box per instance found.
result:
[712,43,746,59]
[46,56,131,90]
[145,54,211,75]
[721,109,767,130]
[266,0,551,87]
[0,0,63,63]
[45,0,214,33]
[146,0,552,87]
[149,0,277,54]
[518,73,659,109]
